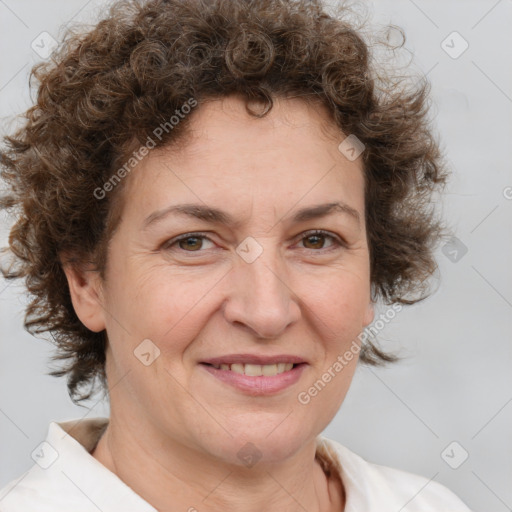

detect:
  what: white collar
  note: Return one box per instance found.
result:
[0,417,471,512]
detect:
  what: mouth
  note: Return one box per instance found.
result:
[201,362,301,376]
[199,355,307,395]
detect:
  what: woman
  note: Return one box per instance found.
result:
[0,0,472,510]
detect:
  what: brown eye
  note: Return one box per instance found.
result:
[302,234,327,250]
[299,231,340,251]
[163,233,215,253]
[178,236,204,251]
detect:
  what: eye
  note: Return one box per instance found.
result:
[296,230,344,251]
[163,232,215,252]
[162,229,345,255]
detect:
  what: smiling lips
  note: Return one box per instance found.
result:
[200,354,307,394]
[207,362,294,376]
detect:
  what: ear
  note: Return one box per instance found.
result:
[363,300,374,328]
[61,256,106,333]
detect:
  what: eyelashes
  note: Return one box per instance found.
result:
[162,229,346,255]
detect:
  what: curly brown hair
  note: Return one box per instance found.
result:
[0,0,448,403]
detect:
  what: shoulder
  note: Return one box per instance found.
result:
[0,465,77,512]
[316,435,473,511]
[0,418,155,512]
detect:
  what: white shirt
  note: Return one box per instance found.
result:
[0,417,472,511]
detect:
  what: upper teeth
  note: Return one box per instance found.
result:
[210,363,294,376]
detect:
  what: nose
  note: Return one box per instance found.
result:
[222,247,301,339]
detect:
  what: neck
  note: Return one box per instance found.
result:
[91,414,344,512]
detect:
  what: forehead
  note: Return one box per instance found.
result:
[122,95,365,221]
[176,95,346,154]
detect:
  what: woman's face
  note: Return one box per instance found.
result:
[78,95,374,465]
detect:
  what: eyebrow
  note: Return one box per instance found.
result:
[142,201,360,230]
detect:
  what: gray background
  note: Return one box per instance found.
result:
[1,1,511,511]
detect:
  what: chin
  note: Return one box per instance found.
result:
[202,422,318,468]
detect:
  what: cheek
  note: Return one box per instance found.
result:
[305,270,371,335]
[141,272,219,332]
[107,257,217,336]
[308,273,368,410]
